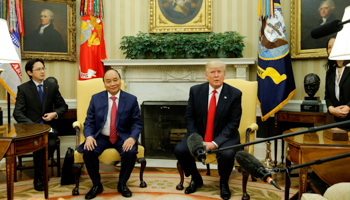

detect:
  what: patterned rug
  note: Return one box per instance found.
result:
[0,172,298,200]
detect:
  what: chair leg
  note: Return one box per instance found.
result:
[206,164,211,175]
[72,163,84,196]
[238,166,250,200]
[56,141,61,177]
[176,161,184,190]
[137,157,147,188]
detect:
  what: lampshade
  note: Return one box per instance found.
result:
[329,6,350,60]
[0,18,20,63]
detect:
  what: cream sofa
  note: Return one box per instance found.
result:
[301,183,350,200]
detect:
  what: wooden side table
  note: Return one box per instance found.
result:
[0,123,50,200]
[274,111,329,166]
[283,128,350,200]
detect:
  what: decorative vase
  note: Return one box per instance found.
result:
[185,52,194,59]
[135,52,146,59]
[217,48,228,58]
[165,51,173,59]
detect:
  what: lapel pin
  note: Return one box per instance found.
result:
[224,96,227,99]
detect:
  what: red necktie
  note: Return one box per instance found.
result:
[204,90,217,142]
[110,97,118,144]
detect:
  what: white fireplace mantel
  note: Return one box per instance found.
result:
[102,58,256,104]
[102,58,256,66]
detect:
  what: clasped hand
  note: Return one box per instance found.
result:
[84,136,136,152]
[330,105,350,118]
[42,112,57,121]
[205,142,217,151]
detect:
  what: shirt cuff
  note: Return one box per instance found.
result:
[54,112,58,119]
[212,141,218,148]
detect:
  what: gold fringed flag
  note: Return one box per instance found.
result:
[257,0,296,121]
[79,0,106,80]
[0,0,23,103]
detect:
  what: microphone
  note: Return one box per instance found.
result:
[311,19,343,39]
[187,133,206,165]
[235,151,281,190]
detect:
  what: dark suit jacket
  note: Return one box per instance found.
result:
[77,90,142,152]
[325,67,350,122]
[13,80,68,126]
[185,82,242,146]
[24,23,66,52]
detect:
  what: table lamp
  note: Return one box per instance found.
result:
[0,18,21,125]
[0,18,21,63]
[329,6,350,61]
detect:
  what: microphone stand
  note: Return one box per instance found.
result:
[207,120,350,154]
[270,152,350,199]
[270,152,350,179]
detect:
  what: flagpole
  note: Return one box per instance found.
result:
[7,92,10,125]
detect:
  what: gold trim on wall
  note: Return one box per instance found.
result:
[21,0,76,61]
[290,0,327,59]
[149,0,212,33]
[291,0,348,59]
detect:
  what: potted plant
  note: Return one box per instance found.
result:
[120,31,152,59]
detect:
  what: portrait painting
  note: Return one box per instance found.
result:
[149,0,212,33]
[21,0,76,61]
[291,0,350,59]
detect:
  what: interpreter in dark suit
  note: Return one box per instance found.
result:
[24,9,66,52]
[76,69,143,199]
[325,37,350,127]
[13,58,68,191]
[174,60,242,200]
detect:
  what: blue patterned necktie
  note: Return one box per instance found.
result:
[38,84,44,124]
[38,84,43,105]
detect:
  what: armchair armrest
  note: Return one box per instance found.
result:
[73,121,83,149]
[244,123,258,152]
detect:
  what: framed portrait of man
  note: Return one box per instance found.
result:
[21,0,76,61]
[149,0,212,33]
[291,0,350,59]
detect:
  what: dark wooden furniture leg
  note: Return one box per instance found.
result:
[72,163,84,196]
[176,161,184,190]
[138,157,147,187]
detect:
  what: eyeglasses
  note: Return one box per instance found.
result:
[33,67,46,72]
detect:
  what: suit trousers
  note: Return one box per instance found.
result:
[83,135,137,186]
[33,132,59,180]
[174,135,239,184]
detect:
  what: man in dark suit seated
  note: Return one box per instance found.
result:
[174,60,242,200]
[13,58,68,191]
[76,69,143,199]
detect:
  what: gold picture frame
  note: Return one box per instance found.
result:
[291,0,348,59]
[149,0,212,33]
[21,0,76,61]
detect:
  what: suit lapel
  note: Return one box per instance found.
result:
[340,67,350,87]
[29,81,43,112]
[42,83,50,113]
[100,91,109,123]
[116,90,126,127]
[214,83,228,129]
[199,83,209,127]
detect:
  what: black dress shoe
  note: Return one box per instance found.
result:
[117,184,132,197]
[185,179,203,194]
[85,184,103,199]
[33,178,44,191]
[220,183,231,200]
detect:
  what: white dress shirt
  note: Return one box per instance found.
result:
[101,91,120,136]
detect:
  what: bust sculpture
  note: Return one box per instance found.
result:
[304,73,320,98]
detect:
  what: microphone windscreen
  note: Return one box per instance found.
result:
[235,151,264,177]
[311,20,343,39]
[187,133,205,158]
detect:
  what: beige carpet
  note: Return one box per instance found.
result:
[0,172,298,199]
